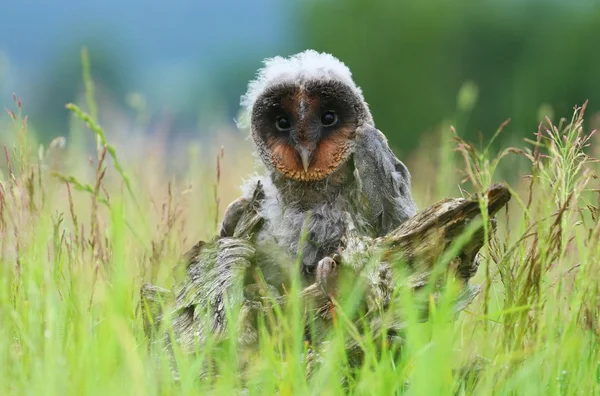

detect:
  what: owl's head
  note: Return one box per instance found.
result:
[241,50,374,182]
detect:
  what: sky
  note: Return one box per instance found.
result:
[1,0,292,64]
[0,0,296,108]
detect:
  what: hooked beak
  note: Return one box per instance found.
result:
[296,145,314,173]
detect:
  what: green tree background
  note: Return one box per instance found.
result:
[300,0,600,154]
[7,0,600,157]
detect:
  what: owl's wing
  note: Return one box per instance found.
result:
[171,236,256,351]
[220,181,266,238]
[353,124,417,235]
[169,182,266,352]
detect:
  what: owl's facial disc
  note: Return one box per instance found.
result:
[252,79,361,182]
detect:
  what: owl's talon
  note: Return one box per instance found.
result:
[316,256,339,297]
[332,253,341,264]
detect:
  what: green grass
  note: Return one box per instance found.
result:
[2,66,600,395]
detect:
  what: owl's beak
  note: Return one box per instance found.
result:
[296,146,313,173]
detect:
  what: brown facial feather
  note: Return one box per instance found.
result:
[268,137,302,174]
[312,126,354,171]
[293,88,319,144]
[268,126,354,182]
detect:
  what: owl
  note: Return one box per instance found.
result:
[155,50,419,362]
[221,49,417,289]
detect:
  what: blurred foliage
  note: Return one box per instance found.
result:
[301,0,600,154]
[30,35,131,141]
[19,0,600,158]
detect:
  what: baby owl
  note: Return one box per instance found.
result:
[220,49,418,289]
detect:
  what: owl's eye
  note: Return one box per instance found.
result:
[321,111,337,127]
[275,116,291,131]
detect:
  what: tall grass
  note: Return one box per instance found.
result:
[1,67,600,394]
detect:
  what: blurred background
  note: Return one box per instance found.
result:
[1,0,600,193]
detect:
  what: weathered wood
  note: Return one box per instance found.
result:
[140,183,511,366]
[331,183,510,312]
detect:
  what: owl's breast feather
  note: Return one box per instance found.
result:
[243,175,367,283]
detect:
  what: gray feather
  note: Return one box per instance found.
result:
[353,124,417,235]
